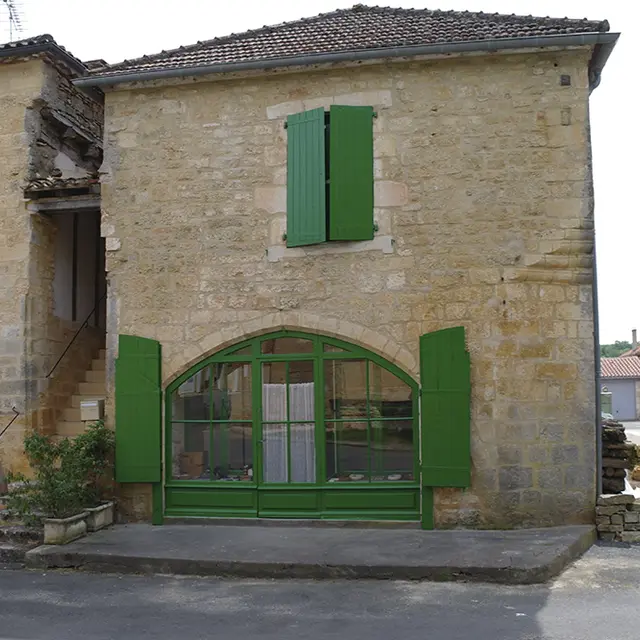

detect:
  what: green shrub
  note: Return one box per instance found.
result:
[6,421,114,524]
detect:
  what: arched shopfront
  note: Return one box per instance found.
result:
[165,331,420,521]
[114,327,470,529]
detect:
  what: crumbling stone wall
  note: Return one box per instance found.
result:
[596,495,640,542]
[102,48,597,527]
[27,62,103,182]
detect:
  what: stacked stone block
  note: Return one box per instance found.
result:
[596,494,640,542]
[601,420,634,494]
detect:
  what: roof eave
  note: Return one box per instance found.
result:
[75,31,620,90]
[0,41,87,76]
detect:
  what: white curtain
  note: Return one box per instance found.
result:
[262,382,315,483]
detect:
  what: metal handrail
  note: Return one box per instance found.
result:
[46,292,106,379]
[0,407,20,441]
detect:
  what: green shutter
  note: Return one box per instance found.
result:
[286,108,326,247]
[115,335,162,483]
[420,327,471,487]
[329,105,374,242]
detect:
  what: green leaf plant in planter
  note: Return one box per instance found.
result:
[6,420,115,544]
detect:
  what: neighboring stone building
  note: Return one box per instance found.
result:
[0,36,105,478]
[0,6,620,529]
[600,358,640,421]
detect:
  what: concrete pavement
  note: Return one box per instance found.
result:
[2,543,640,640]
[24,522,595,584]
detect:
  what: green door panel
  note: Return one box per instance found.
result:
[115,335,162,483]
[420,327,471,488]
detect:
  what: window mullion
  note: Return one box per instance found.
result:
[285,361,291,483]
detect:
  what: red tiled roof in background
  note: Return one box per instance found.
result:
[601,357,640,379]
[91,4,610,79]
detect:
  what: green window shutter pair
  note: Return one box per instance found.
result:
[115,335,162,483]
[420,327,471,488]
[286,105,374,247]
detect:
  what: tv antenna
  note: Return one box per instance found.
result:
[1,0,24,42]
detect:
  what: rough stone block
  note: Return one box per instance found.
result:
[595,506,625,517]
[624,512,640,524]
[620,532,640,544]
[596,524,623,533]
[597,494,636,506]
[610,514,624,525]
[598,532,617,542]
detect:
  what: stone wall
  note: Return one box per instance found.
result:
[0,59,45,475]
[101,47,597,527]
[596,494,640,542]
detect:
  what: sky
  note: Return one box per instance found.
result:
[2,0,636,344]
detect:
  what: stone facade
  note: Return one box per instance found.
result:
[101,47,597,528]
[0,56,104,476]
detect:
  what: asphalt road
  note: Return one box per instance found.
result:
[1,543,639,640]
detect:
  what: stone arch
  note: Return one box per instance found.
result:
[163,311,417,387]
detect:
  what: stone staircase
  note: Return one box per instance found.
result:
[54,348,106,438]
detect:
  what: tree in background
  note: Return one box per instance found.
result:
[601,341,632,358]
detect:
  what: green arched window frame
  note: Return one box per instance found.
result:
[165,330,419,487]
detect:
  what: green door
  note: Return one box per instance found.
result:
[165,331,420,521]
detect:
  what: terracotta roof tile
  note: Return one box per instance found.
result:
[92,4,609,79]
[601,357,640,379]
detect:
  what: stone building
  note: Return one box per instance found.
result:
[0,36,105,478]
[0,6,619,529]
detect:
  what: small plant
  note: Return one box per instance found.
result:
[6,421,114,525]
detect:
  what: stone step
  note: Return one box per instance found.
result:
[78,382,105,396]
[91,358,106,371]
[71,394,105,408]
[98,349,106,359]
[55,421,86,437]
[85,369,105,383]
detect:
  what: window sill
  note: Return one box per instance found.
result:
[266,235,394,262]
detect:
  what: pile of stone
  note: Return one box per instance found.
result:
[596,494,640,542]
[602,419,634,494]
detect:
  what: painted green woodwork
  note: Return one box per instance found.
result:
[164,331,423,523]
[286,108,326,247]
[115,335,162,483]
[329,105,374,242]
[420,327,471,488]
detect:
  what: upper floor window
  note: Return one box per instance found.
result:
[286,106,374,248]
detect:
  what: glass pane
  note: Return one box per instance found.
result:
[212,422,253,481]
[290,423,316,483]
[370,419,414,481]
[171,367,211,421]
[326,421,369,482]
[262,423,288,483]
[262,363,287,421]
[171,422,210,480]
[228,345,252,355]
[288,361,314,420]
[324,359,367,420]
[368,362,413,420]
[261,337,313,354]
[324,344,348,353]
[212,362,252,420]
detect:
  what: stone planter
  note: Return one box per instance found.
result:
[85,501,115,532]
[43,511,88,545]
